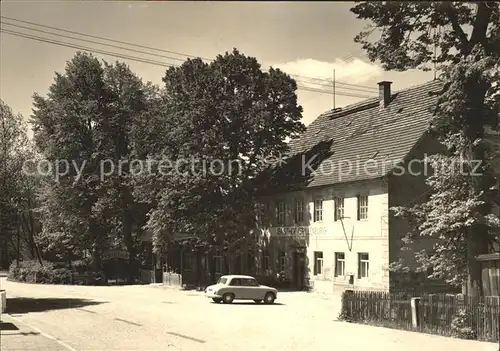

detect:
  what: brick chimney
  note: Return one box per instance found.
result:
[378,81,392,108]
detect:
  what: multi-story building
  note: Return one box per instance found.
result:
[142,79,498,293]
[259,80,461,294]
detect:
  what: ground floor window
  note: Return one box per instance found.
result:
[313,251,323,275]
[182,253,194,271]
[358,253,369,278]
[262,249,270,273]
[247,251,254,273]
[214,249,223,273]
[279,251,286,272]
[334,252,345,277]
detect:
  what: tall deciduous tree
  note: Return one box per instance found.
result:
[0,100,41,267]
[139,49,304,257]
[351,2,500,296]
[31,52,151,278]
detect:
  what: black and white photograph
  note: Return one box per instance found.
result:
[0,1,499,350]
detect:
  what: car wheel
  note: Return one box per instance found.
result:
[222,293,234,304]
[212,298,222,303]
[254,299,262,304]
[264,292,275,304]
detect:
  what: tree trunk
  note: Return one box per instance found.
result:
[120,185,136,284]
[92,243,102,278]
[123,214,135,284]
[462,81,492,298]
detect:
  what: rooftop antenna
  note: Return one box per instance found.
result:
[332,68,336,109]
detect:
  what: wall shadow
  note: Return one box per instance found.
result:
[257,139,335,195]
[6,298,106,314]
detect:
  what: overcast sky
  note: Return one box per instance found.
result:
[1,0,434,135]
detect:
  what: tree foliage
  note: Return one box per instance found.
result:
[137,49,305,252]
[0,100,41,266]
[31,52,152,274]
[351,2,500,295]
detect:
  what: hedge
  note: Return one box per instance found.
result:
[8,260,72,285]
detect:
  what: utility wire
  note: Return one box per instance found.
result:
[1,29,374,99]
[1,16,201,60]
[1,20,375,95]
[1,16,378,93]
[1,21,188,63]
[1,29,182,68]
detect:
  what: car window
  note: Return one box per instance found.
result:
[241,278,259,287]
[229,278,241,286]
[217,277,227,284]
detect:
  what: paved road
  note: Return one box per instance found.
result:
[0,278,497,351]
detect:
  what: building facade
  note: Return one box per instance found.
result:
[260,80,460,294]
[140,79,498,293]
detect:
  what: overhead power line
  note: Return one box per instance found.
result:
[1,15,200,60]
[1,16,378,94]
[1,21,188,64]
[1,29,182,68]
[2,28,374,100]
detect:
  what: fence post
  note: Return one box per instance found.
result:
[411,297,421,328]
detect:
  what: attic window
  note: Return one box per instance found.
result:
[345,120,353,127]
[371,151,379,159]
[397,107,403,113]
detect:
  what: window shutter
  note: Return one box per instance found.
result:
[334,198,338,221]
[357,254,361,279]
[334,253,338,277]
[313,254,318,275]
[356,195,360,220]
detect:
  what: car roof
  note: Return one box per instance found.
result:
[220,275,256,279]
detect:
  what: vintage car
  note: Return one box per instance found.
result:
[204,275,278,304]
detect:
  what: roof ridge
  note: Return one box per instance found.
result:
[317,79,442,119]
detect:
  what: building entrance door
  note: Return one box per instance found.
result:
[293,249,306,290]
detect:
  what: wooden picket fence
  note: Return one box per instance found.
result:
[340,290,500,342]
[416,294,499,342]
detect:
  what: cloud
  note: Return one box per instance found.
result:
[270,58,383,126]
[273,58,383,87]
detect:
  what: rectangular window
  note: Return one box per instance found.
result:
[277,200,286,225]
[358,253,369,278]
[313,251,323,275]
[334,252,345,277]
[357,195,368,220]
[214,248,223,273]
[294,199,304,224]
[214,256,223,273]
[247,251,254,273]
[262,249,270,272]
[334,197,344,221]
[279,251,286,272]
[313,199,323,222]
[183,253,194,271]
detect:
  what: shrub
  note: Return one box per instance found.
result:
[337,290,353,321]
[450,308,477,340]
[71,258,93,273]
[8,260,72,285]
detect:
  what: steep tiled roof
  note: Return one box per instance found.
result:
[279,80,444,189]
